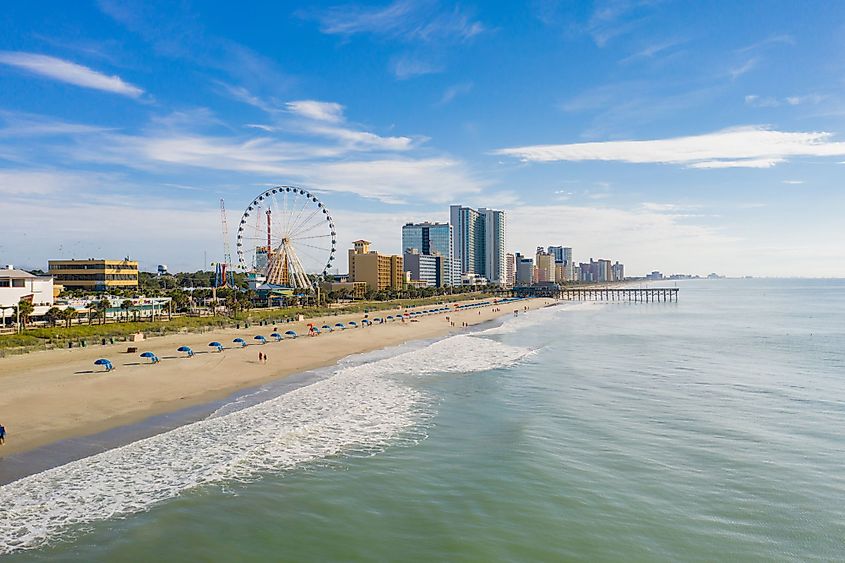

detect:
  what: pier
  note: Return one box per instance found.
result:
[560,287,678,302]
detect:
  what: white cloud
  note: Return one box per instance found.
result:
[782,179,804,185]
[286,100,345,123]
[730,58,758,79]
[305,1,485,42]
[439,81,473,105]
[494,126,845,169]
[390,55,442,79]
[506,203,739,276]
[745,93,826,108]
[0,51,144,98]
[303,124,417,151]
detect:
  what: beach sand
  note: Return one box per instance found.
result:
[0,297,549,456]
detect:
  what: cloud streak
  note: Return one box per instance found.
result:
[494,126,845,168]
[305,0,485,42]
[0,52,144,98]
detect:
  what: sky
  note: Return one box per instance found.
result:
[1,0,844,277]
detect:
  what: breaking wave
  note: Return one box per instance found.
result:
[0,333,532,554]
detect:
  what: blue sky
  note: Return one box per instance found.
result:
[1,0,844,276]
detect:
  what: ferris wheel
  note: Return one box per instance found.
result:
[235,186,336,290]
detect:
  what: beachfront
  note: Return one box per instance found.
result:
[0,297,547,457]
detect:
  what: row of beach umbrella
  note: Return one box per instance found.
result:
[92,300,520,372]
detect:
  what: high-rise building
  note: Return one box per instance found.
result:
[348,240,403,291]
[505,253,515,287]
[515,252,534,285]
[547,246,572,265]
[535,250,555,283]
[611,261,625,281]
[450,205,506,285]
[401,221,459,285]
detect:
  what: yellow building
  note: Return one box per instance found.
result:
[534,251,555,283]
[48,258,139,291]
[348,240,403,291]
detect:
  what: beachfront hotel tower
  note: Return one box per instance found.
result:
[347,240,403,291]
[401,221,459,286]
[449,205,507,285]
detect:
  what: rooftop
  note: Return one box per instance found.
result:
[0,267,39,279]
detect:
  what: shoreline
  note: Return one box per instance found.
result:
[0,297,550,468]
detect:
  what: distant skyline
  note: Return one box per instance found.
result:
[2,1,844,277]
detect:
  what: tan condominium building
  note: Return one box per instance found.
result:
[48,258,139,291]
[347,240,403,291]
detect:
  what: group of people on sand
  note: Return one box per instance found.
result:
[258,352,269,364]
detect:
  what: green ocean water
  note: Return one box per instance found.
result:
[3,279,845,561]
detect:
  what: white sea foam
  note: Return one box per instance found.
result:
[0,333,531,554]
[479,301,602,336]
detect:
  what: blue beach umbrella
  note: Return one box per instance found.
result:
[208,341,224,352]
[386,315,394,320]
[348,321,358,327]
[270,332,283,342]
[177,346,194,357]
[334,323,345,329]
[140,351,159,364]
[373,317,383,324]
[321,325,333,332]
[254,335,267,344]
[361,319,370,325]
[233,337,247,347]
[284,330,297,338]
[94,358,114,372]
[311,327,321,334]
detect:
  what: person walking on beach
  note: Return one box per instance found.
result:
[258,351,264,363]
[0,423,6,445]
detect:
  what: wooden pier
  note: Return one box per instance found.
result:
[561,287,679,302]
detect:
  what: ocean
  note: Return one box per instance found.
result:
[2,279,844,561]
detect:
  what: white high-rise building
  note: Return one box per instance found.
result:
[450,205,507,285]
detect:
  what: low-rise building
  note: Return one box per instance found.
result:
[48,258,139,291]
[0,266,55,324]
[403,249,447,288]
[320,280,367,299]
[348,240,403,291]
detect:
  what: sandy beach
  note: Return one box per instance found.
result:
[0,297,548,457]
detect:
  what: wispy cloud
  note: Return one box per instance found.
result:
[0,52,144,98]
[494,126,845,169]
[233,93,419,151]
[729,57,758,79]
[0,111,114,137]
[619,37,687,64]
[286,100,345,123]
[746,93,827,108]
[98,0,292,93]
[3,107,478,204]
[782,179,805,185]
[736,34,795,54]
[390,55,443,79]
[303,0,486,42]
[438,81,473,105]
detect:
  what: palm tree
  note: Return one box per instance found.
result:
[45,306,62,327]
[61,306,78,328]
[95,298,112,325]
[17,299,34,329]
[120,299,133,322]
